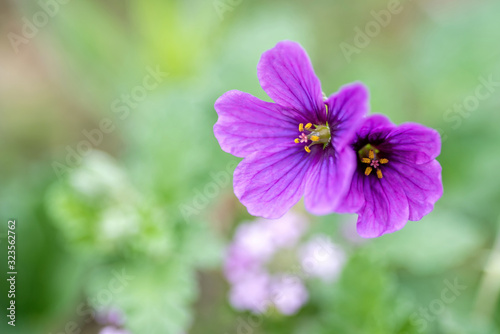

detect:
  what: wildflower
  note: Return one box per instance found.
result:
[270,277,309,315]
[299,235,346,282]
[229,271,272,313]
[95,308,125,326]
[214,41,369,218]
[224,213,346,315]
[96,308,129,334]
[337,115,443,237]
[99,327,130,334]
[224,212,307,283]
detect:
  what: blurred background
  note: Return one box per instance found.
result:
[1,0,499,333]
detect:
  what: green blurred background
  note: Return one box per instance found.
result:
[1,0,499,333]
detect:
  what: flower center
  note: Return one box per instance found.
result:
[294,122,331,153]
[358,144,388,179]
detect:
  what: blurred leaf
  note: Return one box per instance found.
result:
[376,210,485,275]
[46,150,175,259]
[86,260,197,334]
[322,252,417,334]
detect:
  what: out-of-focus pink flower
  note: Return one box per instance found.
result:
[225,212,311,315]
[271,277,309,315]
[225,212,347,316]
[224,245,261,283]
[95,308,125,326]
[229,271,271,313]
[263,212,308,248]
[99,326,130,334]
[299,235,346,282]
[232,219,276,261]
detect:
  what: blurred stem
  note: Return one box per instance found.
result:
[474,215,500,320]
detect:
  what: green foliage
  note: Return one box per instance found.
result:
[45,151,223,333]
[320,252,409,334]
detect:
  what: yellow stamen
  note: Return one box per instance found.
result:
[377,169,383,179]
[369,150,374,159]
[304,146,311,153]
[379,158,389,164]
[305,123,312,130]
[299,123,304,132]
[310,135,320,142]
[325,104,329,115]
[361,158,371,164]
[364,167,372,176]
[294,138,300,144]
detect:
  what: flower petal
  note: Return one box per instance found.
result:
[354,114,394,141]
[388,159,443,221]
[383,123,442,165]
[257,41,325,124]
[214,90,297,157]
[356,172,410,238]
[304,146,356,215]
[326,82,370,148]
[335,171,365,214]
[234,146,313,219]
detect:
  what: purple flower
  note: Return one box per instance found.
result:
[214,41,369,218]
[337,115,443,238]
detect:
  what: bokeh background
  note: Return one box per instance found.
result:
[1,0,500,333]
